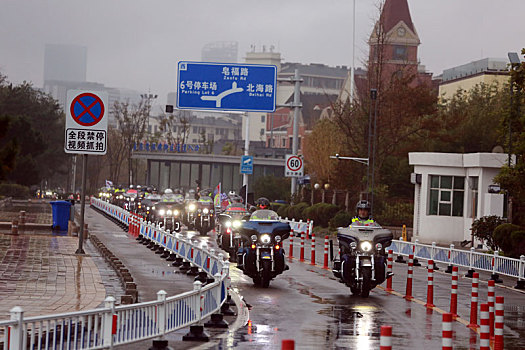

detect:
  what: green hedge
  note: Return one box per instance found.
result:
[303,203,340,228]
[329,210,353,228]
[493,223,521,257]
[0,183,30,199]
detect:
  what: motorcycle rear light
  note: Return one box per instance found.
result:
[275,245,280,250]
[251,244,256,249]
[226,228,231,234]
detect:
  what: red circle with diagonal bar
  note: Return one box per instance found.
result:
[286,156,303,172]
[70,93,105,127]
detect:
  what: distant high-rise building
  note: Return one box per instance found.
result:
[201,41,238,63]
[44,44,87,83]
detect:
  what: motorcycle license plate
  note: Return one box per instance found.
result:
[261,251,271,259]
[360,257,372,267]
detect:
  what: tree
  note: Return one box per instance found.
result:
[111,98,152,186]
[253,175,290,202]
[158,110,193,145]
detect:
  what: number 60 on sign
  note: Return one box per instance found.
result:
[285,154,304,177]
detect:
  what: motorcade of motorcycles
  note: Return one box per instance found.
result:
[216,204,248,261]
[151,192,184,232]
[183,198,197,230]
[331,222,393,297]
[236,209,290,288]
[194,196,214,235]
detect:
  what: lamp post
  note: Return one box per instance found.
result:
[507,52,520,223]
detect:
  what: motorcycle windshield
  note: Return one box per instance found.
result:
[250,209,279,221]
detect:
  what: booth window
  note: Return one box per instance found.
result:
[428,175,464,216]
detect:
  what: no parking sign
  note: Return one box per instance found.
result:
[64,90,108,155]
[285,154,304,177]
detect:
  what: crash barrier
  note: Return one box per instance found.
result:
[388,239,525,289]
[280,218,314,240]
[0,198,230,350]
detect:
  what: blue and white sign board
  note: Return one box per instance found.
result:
[240,155,254,175]
[177,61,277,112]
[65,90,108,155]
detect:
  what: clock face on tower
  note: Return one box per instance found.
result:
[397,27,406,37]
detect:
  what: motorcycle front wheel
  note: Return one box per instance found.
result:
[261,260,272,288]
[360,267,372,298]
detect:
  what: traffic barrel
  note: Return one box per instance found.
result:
[445,244,454,273]
[450,266,458,317]
[442,313,453,350]
[323,236,329,269]
[479,303,490,350]
[380,325,392,350]
[494,296,504,350]
[282,339,295,350]
[310,233,316,265]
[300,232,305,262]
[289,230,294,259]
[404,254,414,300]
[487,280,495,339]
[468,272,479,328]
[386,249,393,292]
[306,219,311,239]
[425,259,435,308]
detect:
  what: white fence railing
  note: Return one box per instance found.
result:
[388,238,525,282]
[0,198,229,350]
[280,217,313,236]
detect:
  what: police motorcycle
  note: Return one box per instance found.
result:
[216,204,248,261]
[236,209,290,288]
[151,189,184,232]
[331,201,393,297]
[194,195,214,235]
[140,193,161,222]
[122,189,138,211]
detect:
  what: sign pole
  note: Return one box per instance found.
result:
[243,112,249,208]
[290,69,302,199]
[75,154,88,255]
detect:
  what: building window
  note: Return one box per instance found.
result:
[154,125,158,133]
[282,138,286,147]
[468,177,479,218]
[193,127,198,133]
[148,125,152,133]
[260,128,265,136]
[428,175,464,216]
[393,45,408,60]
[261,115,265,123]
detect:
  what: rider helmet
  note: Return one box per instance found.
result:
[164,188,173,194]
[228,190,236,196]
[256,197,270,210]
[355,200,371,220]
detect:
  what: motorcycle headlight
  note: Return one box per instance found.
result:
[99,192,103,197]
[360,241,372,252]
[167,210,173,216]
[225,221,232,228]
[203,208,209,214]
[174,209,179,216]
[232,220,241,229]
[375,243,383,251]
[152,206,155,210]
[131,198,134,202]
[147,206,150,210]
[260,234,271,244]
[119,195,123,199]
[251,235,258,242]
[275,235,282,243]
[159,209,166,216]
[350,242,357,250]
[189,204,196,212]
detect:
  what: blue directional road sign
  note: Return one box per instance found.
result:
[177,61,276,112]
[240,155,254,175]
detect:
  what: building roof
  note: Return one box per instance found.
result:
[280,62,348,79]
[381,0,415,33]
[441,58,509,82]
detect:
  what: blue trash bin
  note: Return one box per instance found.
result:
[50,200,72,231]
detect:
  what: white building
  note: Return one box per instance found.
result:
[409,152,512,245]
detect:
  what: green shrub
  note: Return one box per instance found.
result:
[271,202,286,213]
[510,230,525,258]
[493,223,521,255]
[375,201,414,227]
[287,202,309,221]
[303,203,340,227]
[0,183,30,199]
[276,204,290,218]
[471,215,505,251]
[329,210,352,228]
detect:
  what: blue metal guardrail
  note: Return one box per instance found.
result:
[0,198,230,350]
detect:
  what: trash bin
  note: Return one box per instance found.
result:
[50,201,72,231]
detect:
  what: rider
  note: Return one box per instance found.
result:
[256,197,270,210]
[351,200,376,226]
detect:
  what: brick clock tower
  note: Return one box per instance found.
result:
[368,0,430,86]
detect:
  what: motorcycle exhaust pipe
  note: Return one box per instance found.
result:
[329,239,334,261]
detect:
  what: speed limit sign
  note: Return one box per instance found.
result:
[285,154,304,177]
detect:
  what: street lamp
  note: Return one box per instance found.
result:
[508,52,520,167]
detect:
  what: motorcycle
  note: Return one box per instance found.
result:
[216,204,248,261]
[194,196,214,235]
[152,193,184,232]
[237,209,290,288]
[331,223,393,297]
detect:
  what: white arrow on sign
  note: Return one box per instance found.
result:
[201,82,243,107]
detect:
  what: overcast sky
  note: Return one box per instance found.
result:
[1,0,524,106]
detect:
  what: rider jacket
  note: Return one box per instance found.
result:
[351,217,376,226]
